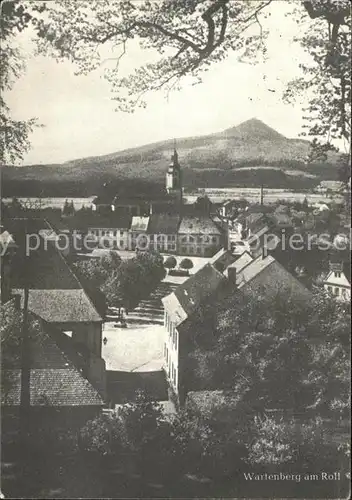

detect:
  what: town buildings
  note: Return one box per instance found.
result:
[1,220,107,401]
[85,148,226,257]
[323,254,351,301]
[162,251,312,404]
[1,299,104,445]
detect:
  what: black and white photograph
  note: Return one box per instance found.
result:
[0,0,351,498]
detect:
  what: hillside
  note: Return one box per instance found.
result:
[1,118,339,197]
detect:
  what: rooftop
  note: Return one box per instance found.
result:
[225,251,253,275]
[1,306,103,407]
[162,263,225,326]
[178,216,222,235]
[236,254,276,289]
[11,232,102,323]
[147,213,180,234]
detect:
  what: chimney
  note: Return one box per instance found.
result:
[227,266,237,287]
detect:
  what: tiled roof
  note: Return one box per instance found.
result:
[148,214,180,234]
[13,289,102,323]
[225,251,253,276]
[178,216,222,235]
[236,254,275,288]
[11,237,102,323]
[162,263,225,326]
[88,215,132,229]
[1,311,103,407]
[209,248,236,269]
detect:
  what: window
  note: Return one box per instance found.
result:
[335,272,341,278]
[181,236,187,243]
[341,289,346,297]
[213,236,218,243]
[334,287,340,296]
[196,247,201,255]
[327,286,333,293]
[197,236,202,243]
[181,246,187,254]
[189,247,194,254]
[189,236,195,243]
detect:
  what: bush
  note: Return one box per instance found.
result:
[164,256,177,270]
[180,258,194,270]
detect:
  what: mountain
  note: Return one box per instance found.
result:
[1,118,338,197]
[219,118,286,140]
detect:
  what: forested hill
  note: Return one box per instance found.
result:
[1,118,339,197]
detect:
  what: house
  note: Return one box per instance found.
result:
[87,215,132,250]
[162,254,312,404]
[9,229,104,357]
[225,252,312,302]
[1,299,104,446]
[323,258,350,302]
[177,216,224,257]
[147,213,180,253]
[130,216,150,250]
[161,263,227,402]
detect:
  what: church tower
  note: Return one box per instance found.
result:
[166,144,182,202]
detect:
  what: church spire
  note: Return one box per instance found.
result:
[171,138,179,166]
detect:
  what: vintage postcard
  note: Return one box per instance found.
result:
[1,0,351,498]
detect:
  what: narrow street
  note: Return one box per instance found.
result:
[102,280,179,405]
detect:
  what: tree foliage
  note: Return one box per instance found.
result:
[284,0,351,163]
[35,0,351,154]
[101,250,166,309]
[180,257,194,270]
[0,1,45,164]
[3,0,351,169]
[164,255,177,270]
[188,290,350,417]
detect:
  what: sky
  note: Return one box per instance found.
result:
[6,1,313,165]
